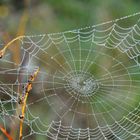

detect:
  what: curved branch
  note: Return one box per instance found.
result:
[0,36,24,59]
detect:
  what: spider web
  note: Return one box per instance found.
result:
[1,12,140,140]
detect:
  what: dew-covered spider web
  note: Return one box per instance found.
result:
[1,12,140,140]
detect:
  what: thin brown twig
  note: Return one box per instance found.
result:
[0,125,13,140]
[0,1,29,139]
[19,68,39,140]
[0,35,25,59]
[10,9,28,139]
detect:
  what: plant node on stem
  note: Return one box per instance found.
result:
[19,68,39,140]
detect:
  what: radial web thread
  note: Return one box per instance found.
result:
[0,12,140,140]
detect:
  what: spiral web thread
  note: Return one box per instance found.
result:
[0,12,140,140]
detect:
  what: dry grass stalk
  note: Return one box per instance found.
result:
[0,125,13,140]
[19,68,39,140]
[0,35,25,59]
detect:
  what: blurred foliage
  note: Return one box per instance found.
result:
[0,0,140,40]
[0,0,140,140]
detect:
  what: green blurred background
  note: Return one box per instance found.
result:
[0,0,140,140]
[0,0,140,40]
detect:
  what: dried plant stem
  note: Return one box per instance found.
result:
[19,92,28,140]
[10,10,28,139]
[0,125,13,140]
[0,35,24,59]
[19,68,39,140]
